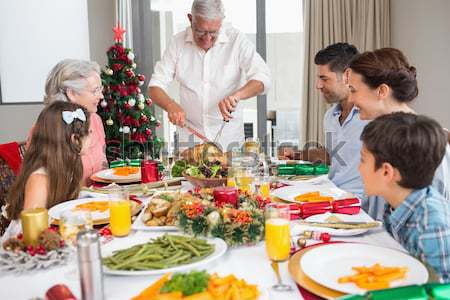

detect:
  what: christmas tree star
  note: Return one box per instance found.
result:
[113,22,126,43]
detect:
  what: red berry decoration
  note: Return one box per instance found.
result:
[59,240,65,248]
[17,233,23,240]
[320,232,331,243]
[27,245,36,256]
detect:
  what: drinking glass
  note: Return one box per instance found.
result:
[59,210,93,245]
[265,203,292,291]
[108,187,131,237]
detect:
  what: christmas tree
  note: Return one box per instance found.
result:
[98,23,162,161]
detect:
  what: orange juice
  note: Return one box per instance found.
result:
[227,177,237,187]
[259,182,270,198]
[265,218,290,261]
[109,200,131,237]
[237,176,254,193]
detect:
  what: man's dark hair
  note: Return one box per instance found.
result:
[361,112,447,189]
[314,43,359,73]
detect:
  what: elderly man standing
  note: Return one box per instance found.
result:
[148,0,271,151]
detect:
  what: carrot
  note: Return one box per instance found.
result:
[131,273,171,300]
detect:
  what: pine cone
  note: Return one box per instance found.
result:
[38,229,62,251]
[2,237,24,252]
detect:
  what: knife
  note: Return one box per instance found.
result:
[298,221,382,229]
[184,122,211,143]
[213,120,228,143]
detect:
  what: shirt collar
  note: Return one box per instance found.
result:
[185,25,229,44]
[388,187,429,233]
[332,103,360,117]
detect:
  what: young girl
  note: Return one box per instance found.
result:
[2,101,91,239]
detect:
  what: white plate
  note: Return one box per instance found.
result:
[101,233,227,276]
[94,168,141,183]
[49,197,110,221]
[300,243,428,295]
[271,184,349,203]
[292,212,374,237]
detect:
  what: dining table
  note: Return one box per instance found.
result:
[0,180,406,300]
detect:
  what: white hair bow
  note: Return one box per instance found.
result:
[62,108,86,124]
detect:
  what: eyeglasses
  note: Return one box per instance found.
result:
[192,25,220,38]
[88,86,103,96]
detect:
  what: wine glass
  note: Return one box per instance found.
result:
[59,210,93,246]
[265,203,292,291]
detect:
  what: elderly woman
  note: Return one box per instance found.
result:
[27,59,107,184]
[347,47,450,218]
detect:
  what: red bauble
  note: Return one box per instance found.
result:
[138,74,145,81]
[126,70,134,78]
[133,119,141,127]
[127,85,136,94]
[111,63,123,72]
[135,87,141,94]
[145,128,152,136]
[119,88,128,97]
[156,120,161,128]
[146,98,153,105]
[140,114,148,123]
[123,103,131,110]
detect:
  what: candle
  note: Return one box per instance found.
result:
[213,187,239,208]
[20,208,49,246]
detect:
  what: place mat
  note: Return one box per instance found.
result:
[288,243,345,300]
[83,178,183,196]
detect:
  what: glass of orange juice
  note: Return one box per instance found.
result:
[258,177,271,198]
[265,203,292,291]
[108,188,131,237]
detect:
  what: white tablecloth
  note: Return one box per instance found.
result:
[0,181,405,300]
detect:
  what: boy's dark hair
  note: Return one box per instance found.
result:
[314,43,359,73]
[361,112,447,189]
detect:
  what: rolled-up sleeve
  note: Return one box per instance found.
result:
[148,37,179,92]
[237,33,272,94]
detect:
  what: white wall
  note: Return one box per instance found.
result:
[391,0,450,129]
[0,1,115,143]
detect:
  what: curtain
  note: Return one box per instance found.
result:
[301,0,390,145]
[115,0,133,48]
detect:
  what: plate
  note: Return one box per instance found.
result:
[49,198,111,223]
[288,243,345,300]
[101,233,227,276]
[292,212,374,236]
[271,184,348,203]
[93,168,141,184]
[49,197,143,225]
[300,243,429,295]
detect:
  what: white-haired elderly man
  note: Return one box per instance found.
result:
[148,0,271,151]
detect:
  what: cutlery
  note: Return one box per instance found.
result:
[184,123,211,143]
[298,220,382,229]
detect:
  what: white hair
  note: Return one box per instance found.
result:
[44,59,101,104]
[191,0,225,21]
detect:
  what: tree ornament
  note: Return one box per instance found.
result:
[128,98,136,107]
[137,94,145,102]
[119,127,123,133]
[138,102,145,110]
[150,116,156,122]
[138,74,145,82]
[156,120,161,128]
[135,87,141,94]
[126,70,134,78]
[100,100,108,108]
[123,103,131,110]
[113,22,126,43]
[146,98,153,105]
[140,114,148,123]
[138,80,144,86]
[106,118,114,126]
[132,63,137,68]
[104,68,113,76]
[132,128,137,133]
[145,128,152,136]
[123,126,130,134]
[127,52,135,60]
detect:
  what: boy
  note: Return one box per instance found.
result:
[359,112,449,282]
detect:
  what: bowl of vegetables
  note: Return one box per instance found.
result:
[182,161,228,188]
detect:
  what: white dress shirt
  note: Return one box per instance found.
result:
[149,25,271,151]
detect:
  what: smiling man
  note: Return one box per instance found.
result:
[148,0,271,151]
